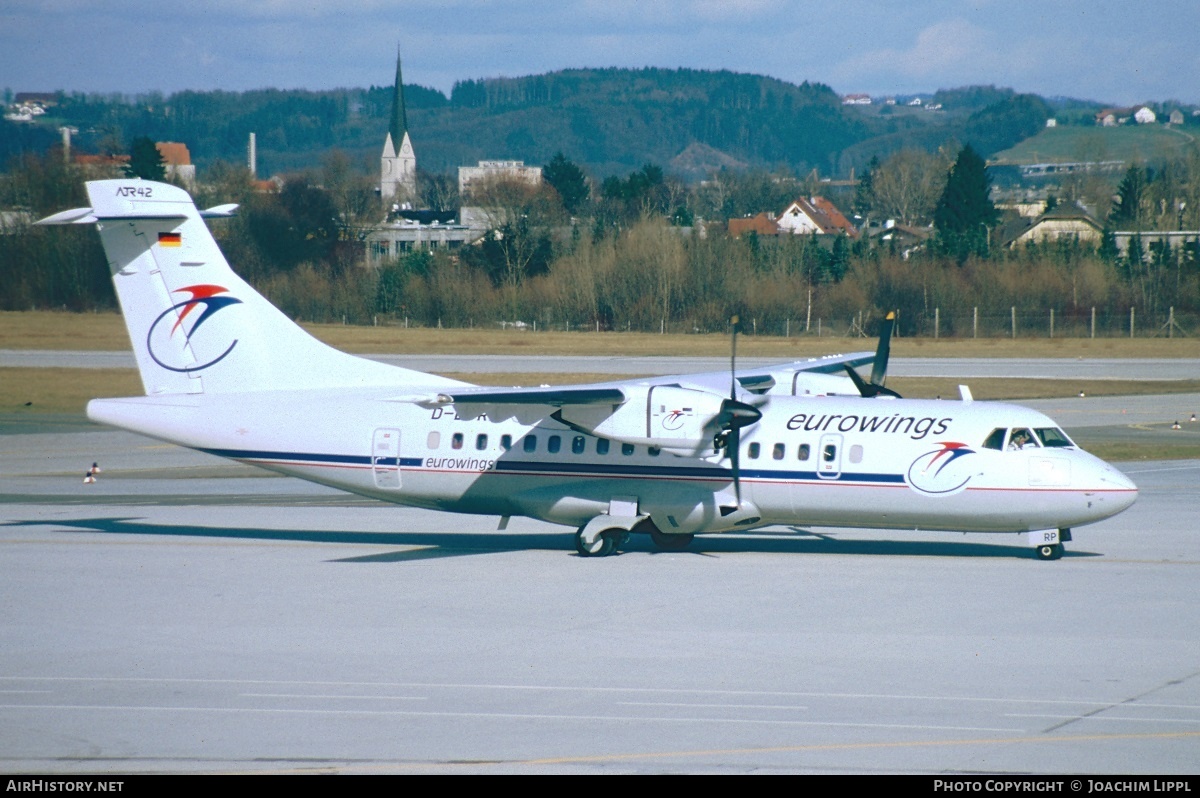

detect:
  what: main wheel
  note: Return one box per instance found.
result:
[1035,543,1064,560]
[576,527,618,557]
[649,527,694,552]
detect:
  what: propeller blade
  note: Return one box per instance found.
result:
[728,425,742,504]
[869,311,895,387]
[729,314,742,400]
[722,317,758,507]
[717,397,762,506]
[843,363,903,398]
[845,311,902,398]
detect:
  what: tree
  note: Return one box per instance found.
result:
[418,170,460,214]
[543,152,590,216]
[1108,164,1149,229]
[460,176,561,311]
[870,149,946,225]
[934,144,997,262]
[321,150,377,235]
[853,156,879,216]
[125,136,165,181]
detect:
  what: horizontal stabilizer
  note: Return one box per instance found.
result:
[35,207,98,225]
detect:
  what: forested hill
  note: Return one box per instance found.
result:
[3,68,1057,179]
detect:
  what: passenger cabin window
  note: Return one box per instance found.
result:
[982,428,1007,450]
[849,444,863,464]
[475,434,488,451]
[572,435,586,455]
[797,444,811,461]
[427,431,441,449]
[500,435,512,451]
[772,443,785,460]
[451,432,464,450]
[548,435,562,454]
[523,435,538,453]
[622,443,635,456]
[748,442,760,459]
[596,439,610,455]
[648,446,661,457]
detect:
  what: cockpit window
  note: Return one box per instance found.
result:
[1007,428,1038,450]
[982,428,1007,450]
[1035,427,1074,448]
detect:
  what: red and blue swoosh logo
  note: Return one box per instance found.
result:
[906,442,976,495]
[147,284,243,372]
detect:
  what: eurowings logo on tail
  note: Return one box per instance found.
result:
[907,441,977,495]
[147,284,243,372]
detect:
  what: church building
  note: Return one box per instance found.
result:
[380,51,417,209]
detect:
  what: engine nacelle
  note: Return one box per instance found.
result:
[557,384,728,454]
[766,369,862,397]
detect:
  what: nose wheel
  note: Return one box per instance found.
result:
[1035,543,1064,560]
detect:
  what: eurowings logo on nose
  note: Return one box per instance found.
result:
[907,441,976,495]
[147,284,243,372]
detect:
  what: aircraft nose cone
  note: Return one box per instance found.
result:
[1096,465,1138,514]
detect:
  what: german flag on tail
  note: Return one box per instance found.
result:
[158,232,182,247]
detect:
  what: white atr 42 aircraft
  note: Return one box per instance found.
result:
[39,180,1137,559]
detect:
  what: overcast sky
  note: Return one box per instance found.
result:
[4,1,1197,106]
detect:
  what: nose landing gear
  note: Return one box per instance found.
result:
[1032,528,1071,560]
[1035,543,1064,560]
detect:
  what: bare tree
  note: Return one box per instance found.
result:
[870,149,947,225]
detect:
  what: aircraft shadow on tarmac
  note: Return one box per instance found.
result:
[1,517,1101,561]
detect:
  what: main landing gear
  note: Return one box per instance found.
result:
[575,527,627,557]
[649,526,694,552]
[574,518,695,557]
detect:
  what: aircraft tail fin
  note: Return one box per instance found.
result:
[39,179,460,396]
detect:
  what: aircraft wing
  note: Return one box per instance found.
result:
[431,385,626,407]
[647,351,877,396]
[427,349,876,408]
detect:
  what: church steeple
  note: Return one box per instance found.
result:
[381,47,416,209]
[389,51,408,149]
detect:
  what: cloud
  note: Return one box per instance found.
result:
[1,2,1198,103]
[834,19,994,88]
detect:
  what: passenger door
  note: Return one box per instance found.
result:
[372,428,402,489]
[818,433,842,479]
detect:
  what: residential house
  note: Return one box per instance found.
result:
[726,197,857,242]
[155,141,196,190]
[776,197,858,237]
[1096,105,1156,126]
[997,205,1103,249]
[727,212,778,238]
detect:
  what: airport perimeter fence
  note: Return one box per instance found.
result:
[370,306,1196,340]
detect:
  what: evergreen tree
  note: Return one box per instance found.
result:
[934,144,996,262]
[543,152,590,215]
[853,156,879,216]
[125,136,165,181]
[1109,164,1149,228]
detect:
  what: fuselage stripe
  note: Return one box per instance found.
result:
[198,447,1132,495]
